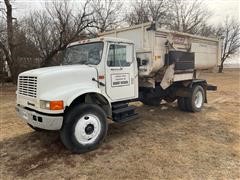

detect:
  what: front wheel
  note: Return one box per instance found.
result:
[60,104,108,153]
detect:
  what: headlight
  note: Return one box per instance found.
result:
[40,100,64,110]
[40,100,50,109]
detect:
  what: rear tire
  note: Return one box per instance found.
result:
[185,85,205,112]
[178,85,205,112]
[177,97,188,111]
[60,104,108,153]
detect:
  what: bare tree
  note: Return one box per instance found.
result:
[126,0,151,25]
[216,17,240,73]
[91,0,123,34]
[25,0,94,67]
[147,0,169,26]
[167,0,210,34]
[0,0,41,82]
[126,0,168,26]
[0,0,18,82]
[197,23,216,37]
[0,1,6,63]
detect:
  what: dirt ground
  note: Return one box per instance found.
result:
[0,69,239,180]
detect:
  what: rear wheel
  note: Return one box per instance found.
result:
[186,85,205,112]
[60,104,108,153]
[178,85,205,112]
[177,97,187,111]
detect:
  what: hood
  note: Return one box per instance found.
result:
[20,65,95,77]
[18,65,98,98]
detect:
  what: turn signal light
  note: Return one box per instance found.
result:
[50,101,64,110]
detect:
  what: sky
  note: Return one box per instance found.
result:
[6,0,240,25]
[206,0,240,25]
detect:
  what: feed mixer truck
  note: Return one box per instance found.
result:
[16,22,220,153]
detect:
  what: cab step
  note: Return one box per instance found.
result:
[111,103,138,123]
[112,103,128,110]
[113,113,139,123]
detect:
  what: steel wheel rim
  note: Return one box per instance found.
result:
[195,91,203,108]
[74,114,101,145]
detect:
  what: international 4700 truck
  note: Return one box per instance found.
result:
[16,23,219,153]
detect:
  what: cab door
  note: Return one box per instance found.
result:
[105,43,135,101]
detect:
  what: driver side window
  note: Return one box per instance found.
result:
[107,44,129,67]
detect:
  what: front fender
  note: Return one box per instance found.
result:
[66,88,110,107]
[39,84,110,108]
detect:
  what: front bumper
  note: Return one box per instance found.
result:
[16,105,63,130]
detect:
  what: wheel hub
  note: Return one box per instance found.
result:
[85,124,94,135]
[194,91,203,108]
[74,114,101,145]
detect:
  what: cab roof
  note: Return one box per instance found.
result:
[68,37,134,48]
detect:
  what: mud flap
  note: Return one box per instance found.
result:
[207,84,217,91]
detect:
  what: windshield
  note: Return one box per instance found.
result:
[63,42,104,65]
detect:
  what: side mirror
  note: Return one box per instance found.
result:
[137,57,141,67]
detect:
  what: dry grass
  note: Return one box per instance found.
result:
[0,70,239,179]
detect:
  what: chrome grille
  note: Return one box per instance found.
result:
[18,76,37,98]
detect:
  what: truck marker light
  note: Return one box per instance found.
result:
[50,101,64,110]
[99,75,104,80]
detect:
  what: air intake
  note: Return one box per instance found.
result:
[18,76,37,98]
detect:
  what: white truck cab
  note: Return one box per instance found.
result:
[16,23,218,153]
[16,37,139,153]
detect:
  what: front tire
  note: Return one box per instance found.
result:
[60,104,108,153]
